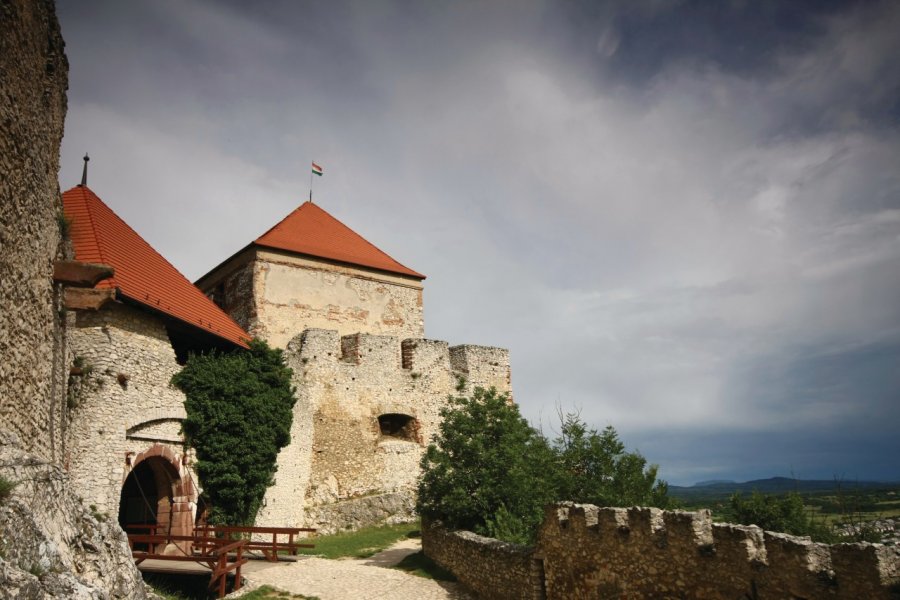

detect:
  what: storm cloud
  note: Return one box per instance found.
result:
[57,0,900,485]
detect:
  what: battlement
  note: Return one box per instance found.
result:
[542,502,900,598]
[425,504,900,599]
[287,328,511,394]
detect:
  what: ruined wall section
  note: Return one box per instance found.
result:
[0,0,69,462]
[424,503,900,599]
[66,302,196,518]
[257,328,511,533]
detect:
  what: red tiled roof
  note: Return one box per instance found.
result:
[254,202,425,279]
[62,186,250,348]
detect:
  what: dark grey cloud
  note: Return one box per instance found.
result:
[56,0,900,485]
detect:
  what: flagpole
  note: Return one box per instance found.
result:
[309,162,313,203]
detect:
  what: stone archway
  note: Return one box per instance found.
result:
[119,443,195,554]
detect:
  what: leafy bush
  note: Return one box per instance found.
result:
[417,387,669,543]
[554,413,670,508]
[728,491,836,542]
[417,387,558,543]
[172,339,295,525]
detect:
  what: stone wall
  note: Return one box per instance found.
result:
[255,328,512,533]
[0,0,69,462]
[199,247,425,348]
[66,302,197,530]
[422,520,545,600]
[423,503,900,599]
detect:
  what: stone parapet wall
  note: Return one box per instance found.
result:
[422,502,900,600]
[541,503,900,599]
[257,328,512,533]
[0,0,69,462]
[422,520,544,600]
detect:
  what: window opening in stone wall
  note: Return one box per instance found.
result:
[378,413,418,442]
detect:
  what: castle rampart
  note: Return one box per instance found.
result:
[423,502,900,599]
[255,328,511,533]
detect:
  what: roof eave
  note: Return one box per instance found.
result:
[252,241,426,281]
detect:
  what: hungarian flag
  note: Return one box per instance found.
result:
[312,162,324,176]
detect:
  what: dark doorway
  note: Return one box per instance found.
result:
[118,455,181,547]
[377,413,419,442]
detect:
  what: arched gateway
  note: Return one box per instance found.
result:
[119,444,196,554]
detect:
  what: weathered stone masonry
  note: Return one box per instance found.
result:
[256,329,511,533]
[199,247,425,348]
[0,0,69,462]
[424,503,900,599]
[66,302,198,538]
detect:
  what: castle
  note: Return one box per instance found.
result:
[60,179,511,539]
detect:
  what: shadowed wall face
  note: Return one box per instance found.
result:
[0,0,69,460]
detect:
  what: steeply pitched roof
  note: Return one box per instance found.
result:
[62,185,250,348]
[254,202,425,279]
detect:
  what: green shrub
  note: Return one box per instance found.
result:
[728,491,837,543]
[417,388,669,544]
[172,339,295,526]
[417,387,558,543]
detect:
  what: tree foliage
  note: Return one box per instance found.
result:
[172,339,295,526]
[554,413,669,508]
[728,491,836,542]
[417,387,669,543]
[417,387,557,543]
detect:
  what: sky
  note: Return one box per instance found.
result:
[55,0,900,486]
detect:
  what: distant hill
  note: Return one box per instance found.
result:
[669,477,900,501]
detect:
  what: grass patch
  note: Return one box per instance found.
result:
[296,522,419,559]
[239,585,319,599]
[392,551,456,581]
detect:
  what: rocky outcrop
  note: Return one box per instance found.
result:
[0,430,152,599]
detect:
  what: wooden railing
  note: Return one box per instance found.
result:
[125,523,317,597]
[194,525,317,561]
[126,534,247,598]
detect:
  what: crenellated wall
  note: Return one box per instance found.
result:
[424,502,900,600]
[255,328,512,533]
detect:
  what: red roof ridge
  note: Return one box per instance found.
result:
[62,185,250,348]
[253,201,425,279]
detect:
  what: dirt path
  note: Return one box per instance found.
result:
[237,539,474,600]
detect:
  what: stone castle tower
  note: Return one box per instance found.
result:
[197,200,511,531]
[195,201,425,347]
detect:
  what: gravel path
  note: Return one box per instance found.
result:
[239,539,474,600]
